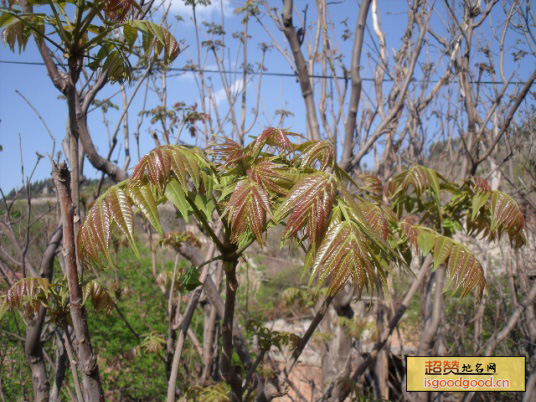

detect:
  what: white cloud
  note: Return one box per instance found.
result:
[168,0,234,20]
[213,79,245,105]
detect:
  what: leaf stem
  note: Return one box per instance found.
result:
[185,194,226,253]
[72,0,88,46]
[77,2,99,35]
[47,0,71,48]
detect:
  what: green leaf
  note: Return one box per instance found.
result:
[388,166,447,214]
[0,12,16,29]
[90,43,132,81]
[194,194,215,220]
[127,185,163,235]
[87,24,104,35]
[441,218,462,231]
[433,236,453,270]
[417,231,435,256]
[427,167,441,207]
[165,179,192,222]
[2,16,42,53]
[123,23,137,47]
[181,267,202,291]
[0,298,8,321]
[127,20,180,64]
[218,180,238,201]
[404,197,416,213]
[471,191,490,220]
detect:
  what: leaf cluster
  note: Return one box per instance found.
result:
[1,276,114,322]
[180,383,254,402]
[77,128,528,302]
[1,0,181,81]
[156,266,202,293]
[246,319,300,353]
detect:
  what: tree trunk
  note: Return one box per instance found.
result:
[323,285,354,389]
[25,226,62,401]
[374,301,389,401]
[221,260,242,401]
[201,261,223,385]
[25,308,50,402]
[415,268,445,402]
[52,162,104,401]
[524,368,536,402]
[50,331,68,402]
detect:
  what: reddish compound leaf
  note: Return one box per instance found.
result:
[354,201,391,241]
[253,127,293,154]
[246,159,291,195]
[78,197,113,268]
[83,281,114,314]
[400,216,419,248]
[490,191,526,248]
[445,243,485,302]
[131,145,203,191]
[6,278,48,319]
[126,185,163,236]
[310,221,377,296]
[408,226,486,302]
[103,0,132,22]
[473,176,491,193]
[211,138,246,169]
[355,174,383,197]
[224,179,272,245]
[299,140,335,171]
[6,278,42,309]
[106,186,140,260]
[277,172,337,249]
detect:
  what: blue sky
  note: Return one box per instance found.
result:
[0,0,533,193]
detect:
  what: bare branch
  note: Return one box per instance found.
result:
[340,0,371,171]
[282,0,321,141]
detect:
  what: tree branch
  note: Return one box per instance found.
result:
[349,1,427,169]
[52,162,104,401]
[340,0,371,171]
[282,0,321,141]
[474,68,536,166]
[330,254,432,401]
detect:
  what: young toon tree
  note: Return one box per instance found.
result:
[72,128,525,400]
[2,129,527,400]
[1,0,181,205]
[0,0,180,400]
